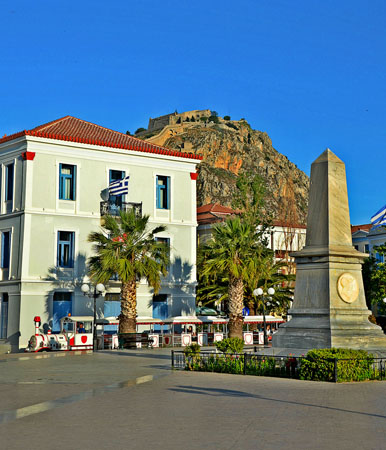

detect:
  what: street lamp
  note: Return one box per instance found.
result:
[253,287,275,346]
[81,282,105,351]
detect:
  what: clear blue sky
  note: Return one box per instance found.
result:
[1,0,385,224]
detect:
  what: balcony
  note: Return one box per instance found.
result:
[100,201,142,217]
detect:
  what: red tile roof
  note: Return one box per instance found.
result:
[351,224,372,233]
[197,203,239,225]
[197,203,237,215]
[197,204,308,227]
[0,116,202,161]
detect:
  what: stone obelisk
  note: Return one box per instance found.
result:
[273,149,386,351]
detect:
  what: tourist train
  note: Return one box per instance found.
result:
[25,315,119,352]
[25,314,285,352]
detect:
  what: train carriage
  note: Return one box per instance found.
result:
[26,315,98,352]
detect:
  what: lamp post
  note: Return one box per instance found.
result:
[253,287,275,346]
[81,283,105,351]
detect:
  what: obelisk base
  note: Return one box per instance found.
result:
[273,307,386,351]
[272,309,331,349]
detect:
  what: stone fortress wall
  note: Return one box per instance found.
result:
[139,109,239,148]
[147,109,211,132]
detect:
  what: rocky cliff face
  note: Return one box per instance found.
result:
[145,117,309,224]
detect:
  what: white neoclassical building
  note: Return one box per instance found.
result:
[0,116,201,351]
[352,224,385,261]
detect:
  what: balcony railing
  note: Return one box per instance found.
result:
[100,201,142,217]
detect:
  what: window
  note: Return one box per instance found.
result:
[155,237,170,247]
[109,170,125,209]
[77,321,92,333]
[1,231,10,269]
[365,244,370,253]
[375,253,384,263]
[354,245,359,251]
[0,293,8,338]
[53,292,72,332]
[5,164,14,202]
[59,164,76,200]
[57,231,74,268]
[156,175,170,209]
[155,237,170,267]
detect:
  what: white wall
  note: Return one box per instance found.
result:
[0,135,200,349]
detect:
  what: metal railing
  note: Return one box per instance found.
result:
[100,201,142,217]
[171,351,386,382]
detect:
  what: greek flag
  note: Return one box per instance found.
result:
[109,175,130,197]
[371,204,386,229]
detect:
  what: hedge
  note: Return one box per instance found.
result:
[299,348,378,382]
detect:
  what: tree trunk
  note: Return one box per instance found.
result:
[119,279,137,333]
[228,277,244,339]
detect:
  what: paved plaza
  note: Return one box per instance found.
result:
[0,349,385,450]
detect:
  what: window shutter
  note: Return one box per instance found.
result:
[59,164,63,199]
[72,165,77,200]
[70,232,74,267]
[166,176,170,209]
[156,176,160,209]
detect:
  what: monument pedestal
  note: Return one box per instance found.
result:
[273,149,386,352]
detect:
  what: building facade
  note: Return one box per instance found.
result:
[197,203,307,271]
[0,116,201,351]
[352,224,386,262]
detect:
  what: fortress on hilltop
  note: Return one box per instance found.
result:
[147,109,211,133]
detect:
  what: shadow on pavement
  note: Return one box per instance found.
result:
[170,385,259,398]
[103,351,171,360]
[169,385,386,419]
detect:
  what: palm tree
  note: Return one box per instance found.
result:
[245,252,295,316]
[87,210,169,333]
[200,217,260,338]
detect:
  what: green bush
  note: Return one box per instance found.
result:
[208,115,219,124]
[215,340,228,353]
[225,122,238,130]
[183,343,201,355]
[135,127,146,134]
[215,337,244,354]
[299,348,377,382]
[223,115,231,120]
[203,354,243,374]
[246,356,278,376]
[184,344,201,371]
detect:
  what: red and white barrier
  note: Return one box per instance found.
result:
[243,332,254,345]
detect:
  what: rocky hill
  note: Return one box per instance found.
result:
[137,113,309,224]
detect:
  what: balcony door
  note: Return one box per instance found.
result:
[52,292,72,333]
[0,293,8,338]
[104,293,121,332]
[153,294,168,332]
[109,170,126,210]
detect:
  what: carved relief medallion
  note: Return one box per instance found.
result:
[337,273,359,303]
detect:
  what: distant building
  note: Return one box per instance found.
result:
[197,203,239,244]
[351,224,372,254]
[0,116,201,351]
[352,224,386,262]
[196,203,307,263]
